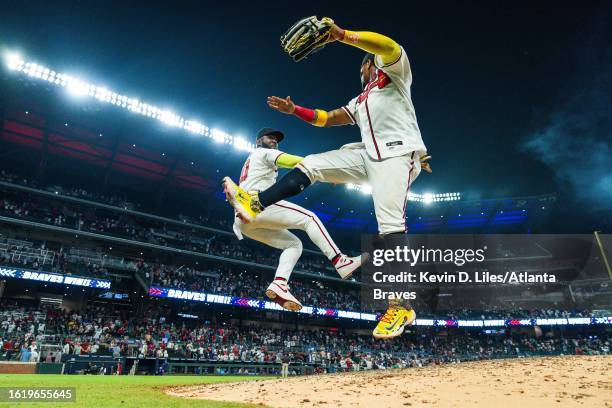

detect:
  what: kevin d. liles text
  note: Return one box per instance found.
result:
[373,271,557,284]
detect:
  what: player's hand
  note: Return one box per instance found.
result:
[267,96,296,114]
[420,155,432,173]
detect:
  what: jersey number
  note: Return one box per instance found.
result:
[239,159,250,183]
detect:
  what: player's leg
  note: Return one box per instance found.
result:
[239,225,303,311]
[262,201,366,280]
[224,148,367,223]
[367,151,422,235]
[259,147,367,207]
[365,151,422,339]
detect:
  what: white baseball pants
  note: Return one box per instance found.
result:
[296,143,423,235]
[233,200,341,281]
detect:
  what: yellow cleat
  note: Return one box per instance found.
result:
[222,176,262,223]
[372,305,416,340]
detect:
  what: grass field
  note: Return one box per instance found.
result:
[0,374,273,407]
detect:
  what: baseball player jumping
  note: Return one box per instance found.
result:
[223,17,430,339]
[230,127,363,312]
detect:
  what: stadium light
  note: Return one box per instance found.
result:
[4,51,24,70]
[211,128,227,143]
[2,50,256,151]
[346,183,461,203]
[66,78,90,96]
[2,50,465,199]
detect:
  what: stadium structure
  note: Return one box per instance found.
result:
[0,49,609,407]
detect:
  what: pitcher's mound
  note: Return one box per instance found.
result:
[166,355,611,407]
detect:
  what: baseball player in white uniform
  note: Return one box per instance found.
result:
[229,127,363,312]
[223,21,431,339]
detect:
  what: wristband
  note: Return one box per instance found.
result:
[293,105,315,122]
[293,105,328,127]
[313,109,328,127]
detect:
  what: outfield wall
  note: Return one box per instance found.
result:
[0,362,37,374]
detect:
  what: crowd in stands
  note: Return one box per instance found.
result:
[0,169,585,285]
[431,307,597,320]
[141,262,363,311]
[0,234,601,316]
[0,238,110,278]
[0,234,363,311]
[0,170,234,232]
[0,301,608,375]
[0,193,343,281]
[0,170,135,210]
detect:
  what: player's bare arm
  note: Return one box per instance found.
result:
[267,95,352,127]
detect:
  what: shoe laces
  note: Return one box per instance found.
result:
[380,307,400,324]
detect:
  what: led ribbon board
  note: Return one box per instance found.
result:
[148,286,611,326]
[148,286,377,321]
[0,266,111,289]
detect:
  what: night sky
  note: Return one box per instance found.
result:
[1,1,610,227]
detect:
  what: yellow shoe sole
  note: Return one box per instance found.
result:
[222,177,256,223]
[372,310,416,340]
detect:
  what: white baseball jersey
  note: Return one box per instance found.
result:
[233,147,343,276]
[343,46,426,160]
[238,147,285,192]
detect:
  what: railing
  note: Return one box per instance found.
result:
[0,215,355,284]
[0,238,55,266]
[0,180,322,256]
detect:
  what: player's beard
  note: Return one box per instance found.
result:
[361,71,373,90]
[260,140,277,150]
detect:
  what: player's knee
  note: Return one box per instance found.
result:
[290,239,303,254]
[297,159,316,183]
[307,211,320,225]
[301,211,317,229]
[282,168,312,194]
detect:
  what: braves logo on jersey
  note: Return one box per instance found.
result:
[239,159,250,183]
[357,70,391,104]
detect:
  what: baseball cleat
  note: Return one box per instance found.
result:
[222,176,261,223]
[372,305,416,339]
[333,253,368,280]
[265,280,303,312]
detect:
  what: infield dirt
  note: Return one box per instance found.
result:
[166,355,611,407]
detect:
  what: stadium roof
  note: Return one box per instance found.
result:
[0,54,556,233]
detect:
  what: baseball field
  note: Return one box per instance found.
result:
[0,374,270,407]
[168,356,611,407]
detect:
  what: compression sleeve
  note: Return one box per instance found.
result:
[275,153,304,169]
[341,30,401,65]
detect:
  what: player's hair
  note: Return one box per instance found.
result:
[362,53,375,67]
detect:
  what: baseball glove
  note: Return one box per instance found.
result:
[280,16,334,62]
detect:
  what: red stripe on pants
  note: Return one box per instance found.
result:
[273,203,340,256]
